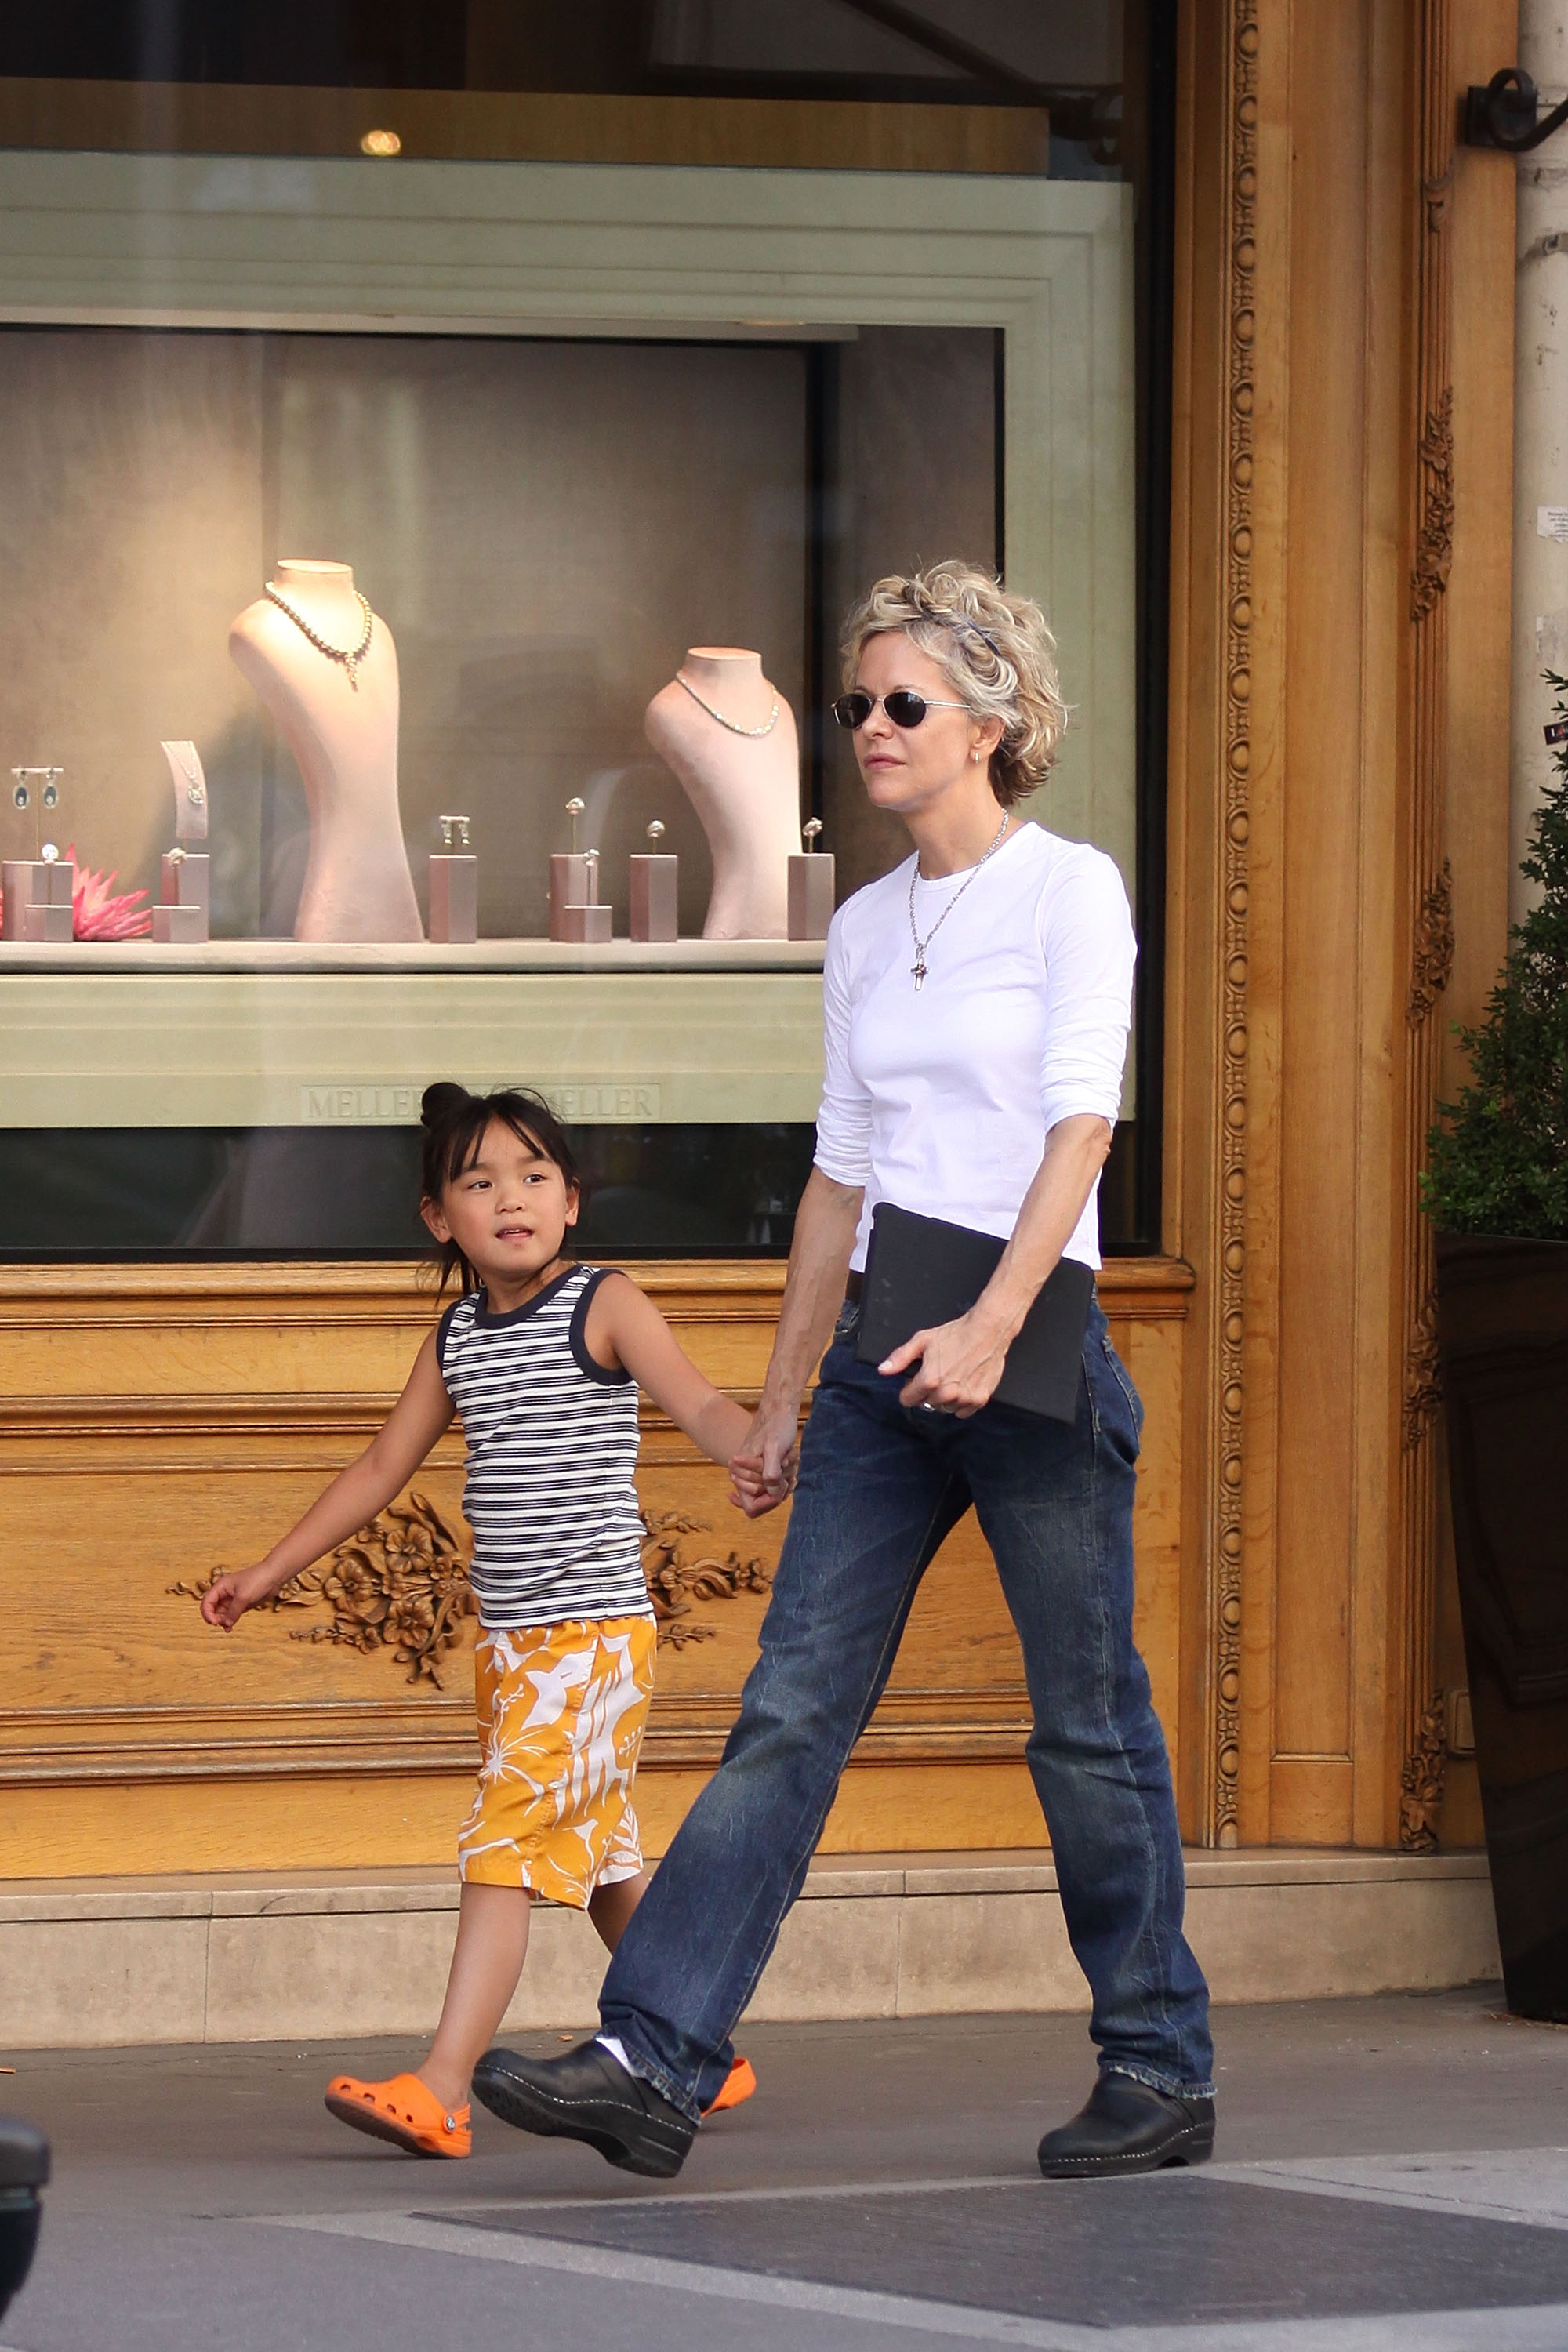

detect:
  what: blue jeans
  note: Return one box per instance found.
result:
[601,1295,1214,2119]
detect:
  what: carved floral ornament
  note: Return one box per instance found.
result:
[1398,1689,1447,1853]
[1407,858,1454,1029]
[1412,387,1455,624]
[171,1497,773,1686]
[1401,1289,1443,1455]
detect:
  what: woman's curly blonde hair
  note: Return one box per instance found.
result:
[840,560,1068,809]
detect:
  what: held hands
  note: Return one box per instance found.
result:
[879,1308,1011,1418]
[198,1564,275,1631]
[728,1394,798,1519]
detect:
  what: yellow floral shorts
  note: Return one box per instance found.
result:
[456,1616,657,1906]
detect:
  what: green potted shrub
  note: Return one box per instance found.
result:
[1423,673,1568,2020]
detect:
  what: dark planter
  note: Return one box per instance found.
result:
[0,2114,48,2324]
[1436,1231,1568,2020]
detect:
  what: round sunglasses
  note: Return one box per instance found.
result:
[831,690,970,731]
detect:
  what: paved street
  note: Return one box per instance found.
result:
[5,1987,1568,2350]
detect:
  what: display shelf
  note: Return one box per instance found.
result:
[0,965,826,1128]
[0,937,826,975]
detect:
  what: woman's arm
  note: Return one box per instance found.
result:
[877,1112,1111,1416]
[731,1167,865,1503]
[884,848,1131,1417]
[200,1328,457,1628]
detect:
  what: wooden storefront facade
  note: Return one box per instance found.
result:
[0,0,1520,1881]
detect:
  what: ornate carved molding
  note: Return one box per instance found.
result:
[1397,1689,1447,1852]
[1400,0,1454,1842]
[1210,0,1258,1850]
[1411,384,1455,622]
[0,1697,1035,1786]
[169,1498,774,1683]
[1407,857,1454,1027]
[1422,165,1455,234]
[1401,1290,1443,1454]
[172,1492,477,1688]
[640,1512,775,1648]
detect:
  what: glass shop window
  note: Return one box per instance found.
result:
[0,0,1171,1258]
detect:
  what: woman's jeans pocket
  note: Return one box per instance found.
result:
[1095,1333,1144,1461]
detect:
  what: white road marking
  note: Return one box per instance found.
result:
[1209,2147,1568,2234]
[262,2209,1118,2350]
[438,2169,1054,2214]
[262,2208,1568,2352]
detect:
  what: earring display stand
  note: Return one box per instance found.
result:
[429,815,477,945]
[548,852,593,939]
[560,897,612,944]
[153,741,211,942]
[154,851,210,945]
[550,800,612,941]
[787,818,835,941]
[5,768,73,940]
[630,818,677,943]
[2,858,73,942]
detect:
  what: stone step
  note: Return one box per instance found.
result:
[0,1848,1499,2050]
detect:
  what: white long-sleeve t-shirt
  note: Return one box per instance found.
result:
[812,821,1135,1273]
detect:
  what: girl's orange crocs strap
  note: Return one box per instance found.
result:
[702,2054,757,2118]
[325,2071,472,2158]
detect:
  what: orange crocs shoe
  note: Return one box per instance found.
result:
[325,2071,472,2158]
[701,2054,757,2118]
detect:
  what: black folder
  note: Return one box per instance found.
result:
[855,1201,1094,1422]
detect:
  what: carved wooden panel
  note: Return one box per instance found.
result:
[0,1259,1189,1876]
[1165,0,1512,1851]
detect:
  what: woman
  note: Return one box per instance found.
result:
[470,561,1215,2180]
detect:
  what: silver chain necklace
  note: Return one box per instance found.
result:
[264,582,375,690]
[675,669,781,738]
[172,742,205,805]
[907,810,1011,992]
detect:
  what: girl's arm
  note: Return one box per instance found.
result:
[583,1274,771,1499]
[200,1329,457,1629]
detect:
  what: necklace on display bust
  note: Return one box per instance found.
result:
[171,742,205,805]
[263,582,375,691]
[675,669,781,739]
[907,809,1011,993]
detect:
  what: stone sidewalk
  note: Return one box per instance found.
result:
[5,1987,1567,2350]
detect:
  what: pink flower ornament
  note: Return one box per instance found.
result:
[65,845,152,940]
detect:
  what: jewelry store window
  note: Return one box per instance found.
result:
[0,0,1173,1259]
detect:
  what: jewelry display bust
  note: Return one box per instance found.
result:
[644,647,800,940]
[159,742,208,844]
[229,559,422,943]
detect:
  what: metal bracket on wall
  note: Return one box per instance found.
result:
[1465,68,1568,152]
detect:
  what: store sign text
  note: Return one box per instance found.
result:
[300,1081,662,1123]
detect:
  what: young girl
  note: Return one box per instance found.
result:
[201,1082,771,2158]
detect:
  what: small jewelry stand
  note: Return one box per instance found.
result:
[429,815,477,944]
[630,818,678,943]
[787,817,835,941]
[154,741,210,944]
[550,797,612,942]
[3,769,73,942]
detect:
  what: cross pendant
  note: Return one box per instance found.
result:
[912,956,927,992]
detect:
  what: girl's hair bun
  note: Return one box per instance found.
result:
[420,1081,472,1130]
